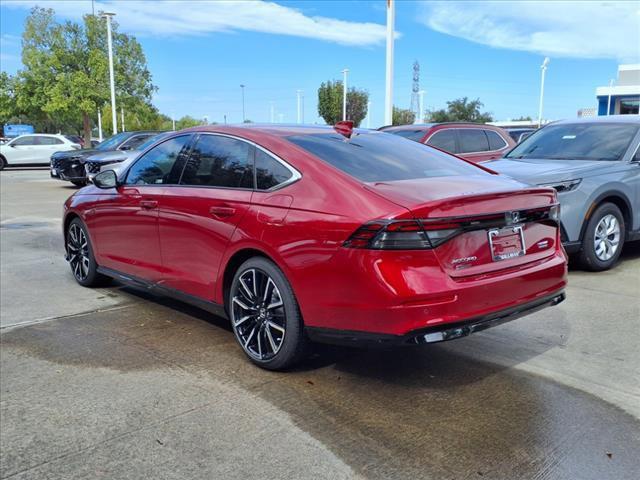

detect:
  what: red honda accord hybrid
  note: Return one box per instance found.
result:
[63,124,567,369]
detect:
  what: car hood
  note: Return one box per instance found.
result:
[85,150,137,164]
[51,148,100,161]
[486,157,611,184]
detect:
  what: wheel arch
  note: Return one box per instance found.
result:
[579,190,633,242]
[63,212,81,243]
[221,247,278,315]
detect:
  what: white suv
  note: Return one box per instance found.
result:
[0,134,80,169]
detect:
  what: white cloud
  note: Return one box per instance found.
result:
[2,0,393,46]
[419,1,640,62]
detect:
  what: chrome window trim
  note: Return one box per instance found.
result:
[194,132,302,192]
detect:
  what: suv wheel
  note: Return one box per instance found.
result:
[229,257,308,370]
[578,202,625,271]
[0,155,7,170]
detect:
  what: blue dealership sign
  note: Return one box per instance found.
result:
[3,124,35,137]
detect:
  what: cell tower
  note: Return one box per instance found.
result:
[410,61,420,123]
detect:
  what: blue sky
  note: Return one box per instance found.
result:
[1,1,638,127]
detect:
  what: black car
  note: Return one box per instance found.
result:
[50,131,162,186]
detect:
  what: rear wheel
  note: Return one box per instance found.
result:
[578,202,625,271]
[66,218,109,287]
[0,155,7,170]
[229,257,308,370]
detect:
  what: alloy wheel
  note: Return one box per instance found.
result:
[67,223,90,281]
[593,214,621,262]
[231,268,286,361]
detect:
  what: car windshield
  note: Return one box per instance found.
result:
[506,123,639,161]
[287,131,486,182]
[95,132,130,151]
[385,129,427,142]
[135,133,168,151]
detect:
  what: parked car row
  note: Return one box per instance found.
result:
[0,134,82,169]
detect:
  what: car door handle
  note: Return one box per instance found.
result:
[210,206,236,218]
[140,200,158,209]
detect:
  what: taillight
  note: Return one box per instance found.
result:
[344,220,455,250]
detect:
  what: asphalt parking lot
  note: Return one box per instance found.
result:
[1,169,639,480]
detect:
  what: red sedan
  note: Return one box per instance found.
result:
[63,124,567,370]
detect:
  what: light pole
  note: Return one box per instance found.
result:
[537,57,550,128]
[418,90,425,123]
[240,84,246,122]
[384,0,395,125]
[341,68,349,121]
[172,114,176,131]
[366,101,372,129]
[97,108,103,141]
[607,79,614,115]
[301,92,305,123]
[101,12,117,135]
[278,113,284,123]
[269,101,275,123]
[296,90,303,124]
[121,107,125,132]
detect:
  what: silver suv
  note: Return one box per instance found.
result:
[488,116,639,271]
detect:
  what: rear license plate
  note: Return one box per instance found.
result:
[51,168,57,176]
[488,226,526,261]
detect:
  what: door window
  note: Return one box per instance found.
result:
[485,130,507,150]
[180,135,253,188]
[36,136,64,145]
[11,136,37,146]
[125,135,192,185]
[458,129,490,153]
[427,130,457,153]
[120,134,154,151]
[255,149,293,190]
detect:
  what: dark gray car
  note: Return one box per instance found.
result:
[488,115,640,271]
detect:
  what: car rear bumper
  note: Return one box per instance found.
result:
[306,290,565,346]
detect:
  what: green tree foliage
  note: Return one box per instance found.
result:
[14,7,156,142]
[428,97,493,123]
[175,115,202,130]
[512,115,532,121]
[0,72,19,126]
[317,80,369,127]
[392,106,415,125]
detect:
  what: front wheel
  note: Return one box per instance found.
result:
[229,257,308,370]
[578,202,625,271]
[0,156,7,170]
[66,218,109,287]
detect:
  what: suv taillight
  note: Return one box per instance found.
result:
[343,220,457,250]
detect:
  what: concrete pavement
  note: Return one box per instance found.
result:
[1,170,639,479]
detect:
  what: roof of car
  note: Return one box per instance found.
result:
[180,124,378,137]
[378,122,508,131]
[551,115,640,125]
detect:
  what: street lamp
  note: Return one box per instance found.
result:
[537,57,550,128]
[341,69,349,121]
[607,79,614,115]
[296,90,303,124]
[384,0,395,125]
[240,84,246,122]
[269,101,275,123]
[101,12,117,135]
[418,90,425,123]
[366,101,372,129]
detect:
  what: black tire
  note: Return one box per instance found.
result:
[0,155,7,170]
[229,257,308,370]
[578,202,625,271]
[66,218,109,287]
[71,180,87,187]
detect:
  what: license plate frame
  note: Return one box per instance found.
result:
[488,225,526,262]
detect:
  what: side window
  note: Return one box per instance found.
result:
[120,135,153,151]
[12,136,36,146]
[486,130,507,150]
[180,135,253,188]
[255,149,293,190]
[427,130,457,153]
[125,135,191,185]
[458,129,490,153]
[37,136,63,145]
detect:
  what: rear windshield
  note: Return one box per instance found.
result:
[506,123,639,161]
[385,129,426,142]
[287,131,486,182]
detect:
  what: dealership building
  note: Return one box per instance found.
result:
[596,64,640,115]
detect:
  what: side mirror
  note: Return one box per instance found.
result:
[93,169,119,189]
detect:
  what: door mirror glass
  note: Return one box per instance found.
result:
[93,169,118,189]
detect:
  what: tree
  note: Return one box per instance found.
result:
[0,72,18,127]
[16,7,155,143]
[512,116,532,121]
[317,80,368,126]
[175,116,202,130]
[392,106,415,125]
[428,97,493,123]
